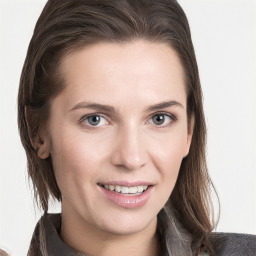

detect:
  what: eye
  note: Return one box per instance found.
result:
[149,113,176,127]
[81,115,108,127]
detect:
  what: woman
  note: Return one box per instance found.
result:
[17,0,256,255]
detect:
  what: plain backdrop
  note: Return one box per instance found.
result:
[0,0,256,255]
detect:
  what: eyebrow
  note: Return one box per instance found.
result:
[70,100,183,113]
[145,100,184,112]
[70,102,115,113]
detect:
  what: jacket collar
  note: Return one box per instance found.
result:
[29,207,192,256]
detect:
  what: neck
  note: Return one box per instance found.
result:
[60,208,161,256]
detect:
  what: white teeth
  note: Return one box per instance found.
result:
[101,184,149,194]
[137,186,143,193]
[121,187,129,194]
[109,185,115,191]
[115,185,121,193]
[129,187,138,193]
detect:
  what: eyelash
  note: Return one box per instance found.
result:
[79,112,177,128]
[79,113,109,128]
[147,112,177,128]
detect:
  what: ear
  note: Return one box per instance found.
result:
[185,114,194,157]
[36,130,51,159]
[25,106,51,159]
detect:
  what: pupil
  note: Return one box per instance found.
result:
[153,115,165,125]
[88,115,100,126]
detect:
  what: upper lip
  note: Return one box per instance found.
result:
[98,181,154,187]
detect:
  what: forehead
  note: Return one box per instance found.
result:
[57,40,186,109]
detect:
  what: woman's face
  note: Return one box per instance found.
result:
[41,40,193,236]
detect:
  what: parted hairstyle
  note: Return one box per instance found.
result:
[18,0,218,254]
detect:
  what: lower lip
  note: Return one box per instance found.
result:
[99,185,153,209]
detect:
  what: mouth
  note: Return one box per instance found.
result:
[98,183,150,196]
[97,180,155,209]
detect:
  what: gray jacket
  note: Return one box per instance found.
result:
[28,213,256,256]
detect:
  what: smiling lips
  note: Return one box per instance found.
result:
[98,183,153,208]
[99,184,149,195]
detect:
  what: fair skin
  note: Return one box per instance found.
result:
[38,40,193,256]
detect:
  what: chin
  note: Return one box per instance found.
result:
[94,210,157,236]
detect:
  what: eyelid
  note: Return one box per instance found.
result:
[147,111,177,127]
[78,111,177,128]
[79,113,110,127]
[150,111,177,120]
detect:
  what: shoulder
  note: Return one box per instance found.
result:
[209,232,256,256]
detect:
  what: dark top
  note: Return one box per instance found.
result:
[28,210,256,256]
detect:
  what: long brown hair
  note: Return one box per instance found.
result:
[18,0,218,254]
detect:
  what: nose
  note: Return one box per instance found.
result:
[111,125,148,171]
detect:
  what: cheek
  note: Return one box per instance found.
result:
[154,138,186,203]
[152,129,187,165]
[150,131,187,187]
[50,132,102,194]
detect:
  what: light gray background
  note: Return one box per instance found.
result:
[0,0,256,255]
